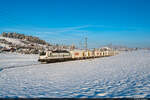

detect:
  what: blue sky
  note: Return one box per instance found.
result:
[0,0,150,48]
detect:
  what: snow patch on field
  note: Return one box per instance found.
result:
[0,50,150,98]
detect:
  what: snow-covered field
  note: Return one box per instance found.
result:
[0,53,39,70]
[0,50,150,98]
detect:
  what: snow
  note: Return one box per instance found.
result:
[0,52,39,69]
[0,36,25,46]
[0,50,150,98]
[0,43,9,48]
[0,36,47,49]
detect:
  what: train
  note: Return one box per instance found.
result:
[38,47,119,63]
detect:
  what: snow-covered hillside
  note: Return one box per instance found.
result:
[0,50,150,98]
[0,36,25,46]
[0,35,50,54]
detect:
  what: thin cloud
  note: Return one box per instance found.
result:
[0,25,91,34]
[0,24,137,36]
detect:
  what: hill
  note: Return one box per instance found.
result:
[0,32,51,54]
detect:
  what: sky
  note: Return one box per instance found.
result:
[0,0,150,48]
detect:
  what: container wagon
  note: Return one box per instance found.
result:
[38,49,118,63]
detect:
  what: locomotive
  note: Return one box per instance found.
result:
[38,47,118,63]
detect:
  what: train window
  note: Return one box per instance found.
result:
[40,52,46,56]
[48,52,52,56]
[52,50,69,53]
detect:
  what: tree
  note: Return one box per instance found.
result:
[1,32,7,37]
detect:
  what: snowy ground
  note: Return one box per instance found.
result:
[0,50,150,98]
[0,52,39,70]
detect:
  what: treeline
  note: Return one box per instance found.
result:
[1,32,48,45]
